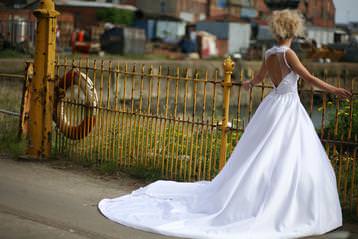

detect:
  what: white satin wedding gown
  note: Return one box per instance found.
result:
[98,45,342,239]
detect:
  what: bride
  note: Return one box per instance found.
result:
[98,9,352,239]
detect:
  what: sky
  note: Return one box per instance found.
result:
[333,0,358,23]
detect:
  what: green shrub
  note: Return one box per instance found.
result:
[321,99,358,139]
[96,8,134,26]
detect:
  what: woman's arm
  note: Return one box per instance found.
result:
[285,49,352,99]
[242,60,267,91]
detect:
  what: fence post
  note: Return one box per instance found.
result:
[26,0,59,159]
[219,57,234,170]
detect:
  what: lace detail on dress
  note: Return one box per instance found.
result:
[264,46,299,95]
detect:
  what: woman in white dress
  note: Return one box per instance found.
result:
[98,9,353,239]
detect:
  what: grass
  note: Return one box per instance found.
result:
[61,51,171,61]
[0,116,26,157]
[53,115,226,182]
[48,150,163,183]
[343,208,358,223]
[0,49,31,59]
[0,78,26,157]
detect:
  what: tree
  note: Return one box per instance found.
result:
[96,8,134,26]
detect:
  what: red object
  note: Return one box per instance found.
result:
[71,30,92,54]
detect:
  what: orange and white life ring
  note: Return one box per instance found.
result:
[54,69,98,140]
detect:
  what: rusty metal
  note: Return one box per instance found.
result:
[26,0,59,159]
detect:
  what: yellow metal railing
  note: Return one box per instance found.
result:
[47,58,357,174]
[51,59,238,181]
[35,58,355,214]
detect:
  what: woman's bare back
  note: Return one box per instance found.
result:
[264,45,292,88]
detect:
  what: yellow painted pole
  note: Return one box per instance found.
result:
[27,0,59,158]
[219,57,234,170]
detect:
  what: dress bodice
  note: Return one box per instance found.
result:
[264,45,299,95]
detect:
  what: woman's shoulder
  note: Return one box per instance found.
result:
[264,45,296,58]
[264,46,275,59]
[264,46,281,59]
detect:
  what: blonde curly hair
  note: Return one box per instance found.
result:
[269,9,305,40]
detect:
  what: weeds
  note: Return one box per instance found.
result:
[0,79,25,157]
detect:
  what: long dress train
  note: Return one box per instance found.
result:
[98,45,342,239]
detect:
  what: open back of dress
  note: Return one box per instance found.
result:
[265,45,292,88]
[98,45,343,239]
[263,45,300,95]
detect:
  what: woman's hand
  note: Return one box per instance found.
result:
[333,87,353,99]
[242,80,253,91]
